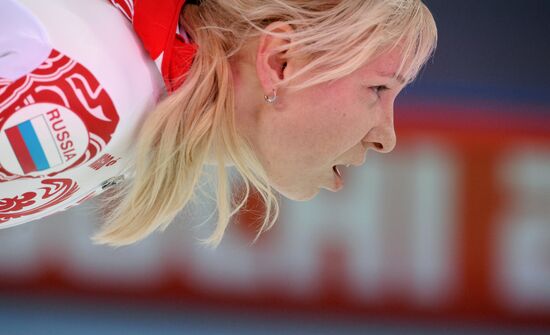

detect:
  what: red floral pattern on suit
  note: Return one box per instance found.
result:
[0,49,119,182]
[0,178,79,223]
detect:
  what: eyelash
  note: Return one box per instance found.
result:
[371,85,389,96]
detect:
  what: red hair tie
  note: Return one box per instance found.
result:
[109,0,198,93]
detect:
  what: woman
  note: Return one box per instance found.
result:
[0,0,437,247]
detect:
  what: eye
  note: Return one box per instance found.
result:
[371,85,389,96]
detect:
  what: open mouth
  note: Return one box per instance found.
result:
[329,165,345,191]
[332,165,342,178]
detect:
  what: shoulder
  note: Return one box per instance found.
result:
[0,0,163,227]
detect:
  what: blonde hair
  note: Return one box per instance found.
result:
[92,0,437,247]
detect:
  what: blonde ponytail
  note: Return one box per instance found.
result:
[92,3,279,247]
[92,0,436,247]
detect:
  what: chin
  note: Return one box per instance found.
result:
[277,186,319,202]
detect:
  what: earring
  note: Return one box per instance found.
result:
[264,89,277,104]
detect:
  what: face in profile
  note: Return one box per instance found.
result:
[248,46,409,201]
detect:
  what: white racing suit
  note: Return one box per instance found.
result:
[0,0,196,228]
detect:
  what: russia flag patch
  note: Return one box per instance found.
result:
[4,115,63,174]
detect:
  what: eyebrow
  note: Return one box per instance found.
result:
[376,71,407,85]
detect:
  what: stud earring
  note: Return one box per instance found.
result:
[264,89,277,104]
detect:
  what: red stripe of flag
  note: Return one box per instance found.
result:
[5,125,37,174]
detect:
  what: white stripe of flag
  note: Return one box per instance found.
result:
[31,115,63,168]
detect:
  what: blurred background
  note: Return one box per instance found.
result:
[1,0,549,334]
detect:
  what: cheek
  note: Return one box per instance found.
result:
[267,83,371,172]
[314,94,367,138]
[308,90,373,155]
[293,94,351,159]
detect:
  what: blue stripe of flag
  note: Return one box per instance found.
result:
[18,120,50,171]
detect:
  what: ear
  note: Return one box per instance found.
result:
[255,22,296,94]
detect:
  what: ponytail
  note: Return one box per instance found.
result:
[93,0,436,247]
[92,4,279,247]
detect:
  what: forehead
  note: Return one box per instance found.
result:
[358,46,407,80]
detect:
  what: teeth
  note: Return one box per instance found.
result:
[333,165,342,178]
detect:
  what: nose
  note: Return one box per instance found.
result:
[362,105,397,154]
